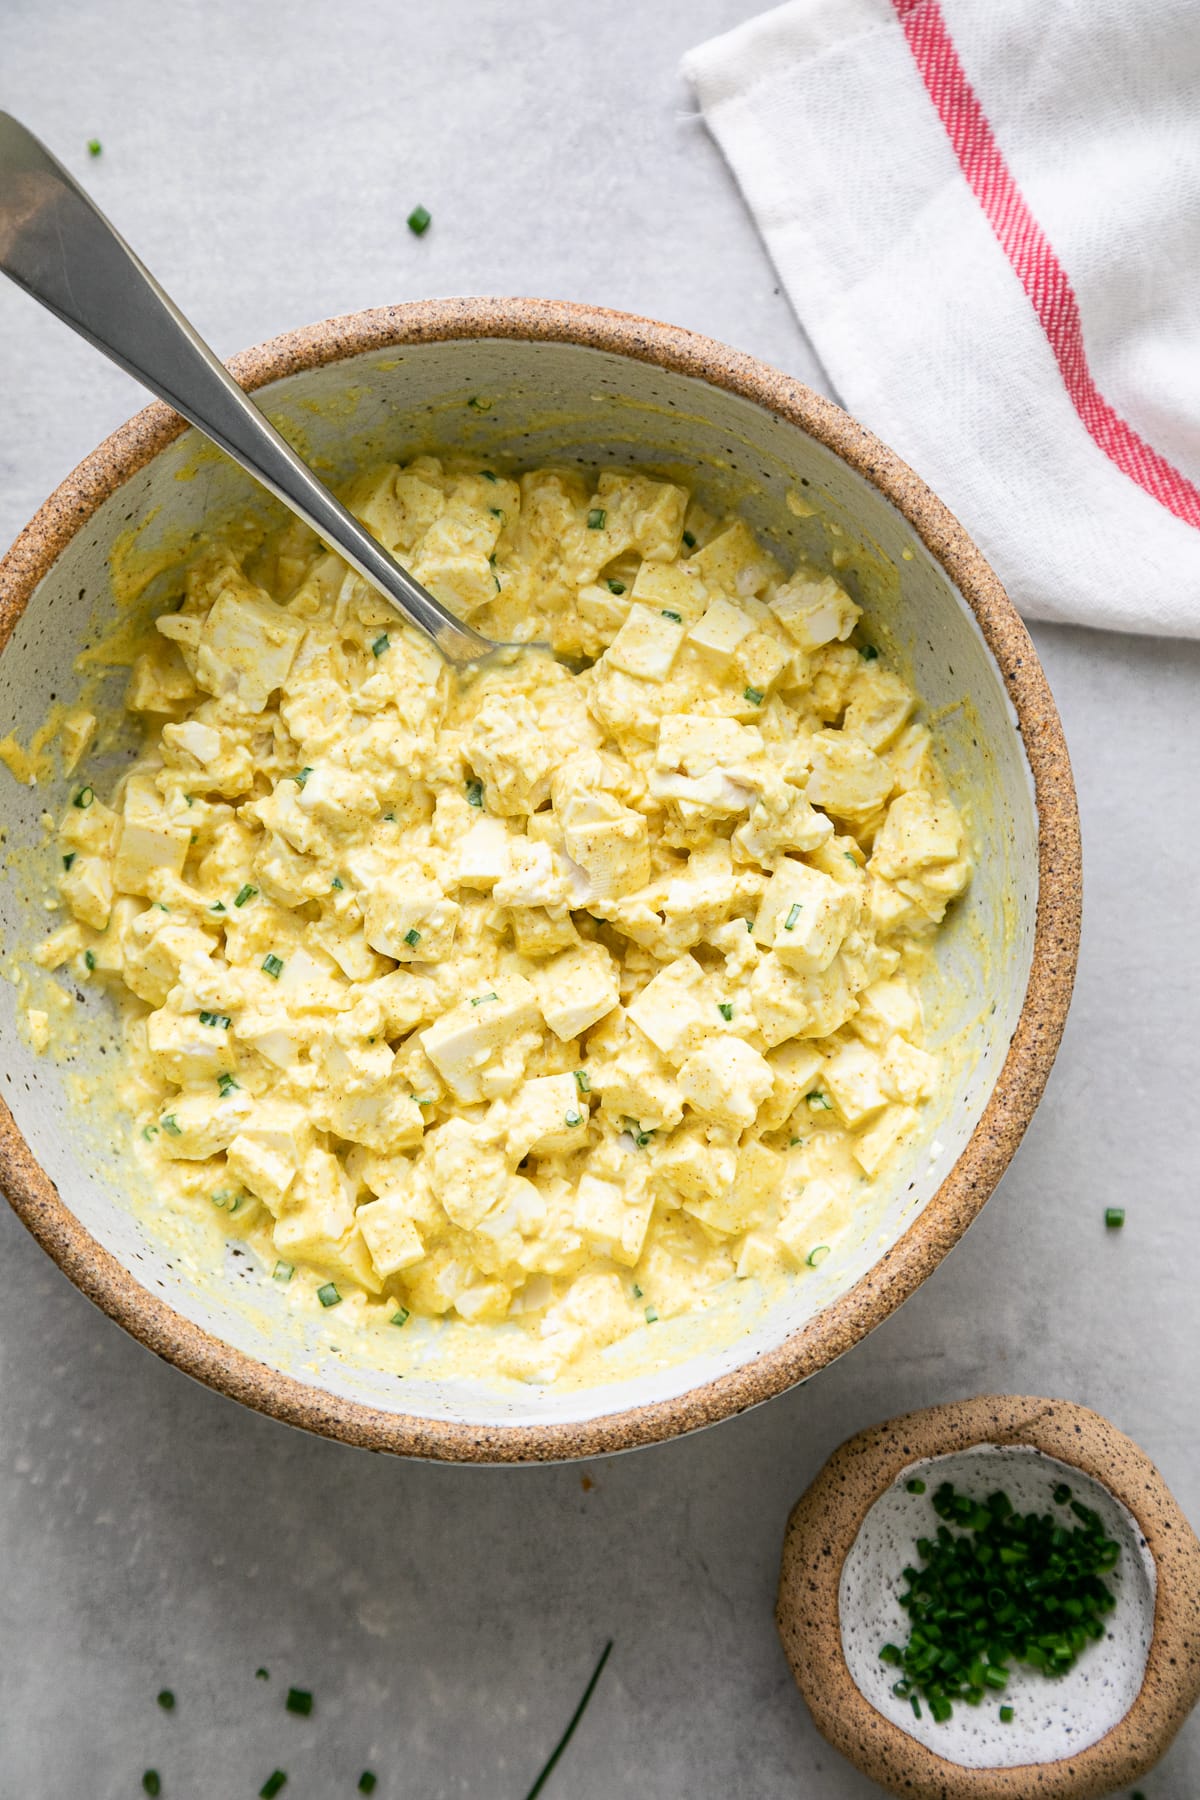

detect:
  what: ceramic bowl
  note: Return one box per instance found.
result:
[778,1396,1200,1798]
[0,299,1080,1461]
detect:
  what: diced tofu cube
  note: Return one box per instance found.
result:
[758,1041,827,1130]
[113,774,191,895]
[326,1086,426,1155]
[748,953,857,1047]
[843,669,916,751]
[576,583,632,638]
[686,597,754,667]
[871,790,964,880]
[629,561,709,624]
[533,943,620,1042]
[677,1036,773,1128]
[163,719,222,766]
[315,924,389,983]
[805,731,893,822]
[822,1041,889,1126]
[656,715,763,776]
[853,978,922,1046]
[223,1101,313,1207]
[464,692,556,816]
[60,853,113,930]
[502,1072,589,1160]
[691,520,779,598]
[455,816,512,889]
[882,1036,939,1104]
[364,879,461,963]
[60,709,97,773]
[770,571,861,649]
[735,1232,787,1280]
[508,906,579,958]
[422,1117,509,1229]
[655,1128,737,1205]
[556,784,650,900]
[596,470,689,561]
[357,1193,426,1279]
[603,604,686,681]
[684,1140,782,1234]
[753,858,858,973]
[195,586,306,712]
[420,975,542,1102]
[155,1086,253,1160]
[735,630,789,698]
[452,1279,514,1322]
[145,1007,234,1085]
[851,1104,921,1176]
[574,1173,654,1267]
[775,1176,847,1265]
[626,955,715,1066]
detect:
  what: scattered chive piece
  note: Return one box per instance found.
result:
[563,1108,583,1128]
[574,1069,591,1093]
[142,1774,161,1797]
[522,1640,612,1800]
[632,1284,643,1299]
[906,1478,926,1495]
[806,1090,833,1111]
[390,1308,410,1328]
[291,767,313,788]
[622,1117,653,1147]
[141,1125,159,1141]
[466,778,484,807]
[317,1284,341,1309]
[83,948,96,970]
[911,1695,922,1719]
[743,686,764,706]
[605,578,625,595]
[403,928,421,946]
[586,508,606,530]
[358,1777,378,1795]
[860,643,880,661]
[383,812,396,822]
[1053,1484,1073,1506]
[331,876,344,891]
[73,786,94,809]
[488,506,504,521]
[262,953,284,979]
[784,902,801,930]
[661,609,682,623]
[285,1687,313,1717]
[234,883,257,907]
[209,900,226,912]
[160,1114,181,1137]
[717,1002,733,1021]
[62,852,76,870]
[1105,1207,1125,1228]
[372,634,389,657]
[481,469,498,482]
[467,394,491,412]
[273,1261,294,1284]
[217,1072,239,1096]
[406,204,431,235]
[745,917,754,932]
[87,137,102,157]
[682,529,696,549]
[156,1689,175,1710]
[256,1668,270,1680]
[644,1305,658,1323]
[999,1705,1015,1723]
[806,1245,831,1266]
[260,1775,287,1799]
[470,991,499,1006]
[198,1011,231,1029]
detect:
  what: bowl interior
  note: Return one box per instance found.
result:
[0,333,1038,1436]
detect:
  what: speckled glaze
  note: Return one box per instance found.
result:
[0,299,1081,1462]
[778,1396,1200,1798]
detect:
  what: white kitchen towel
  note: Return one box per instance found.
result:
[684,0,1200,636]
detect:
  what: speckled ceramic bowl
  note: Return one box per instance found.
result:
[0,299,1080,1462]
[778,1397,1200,1798]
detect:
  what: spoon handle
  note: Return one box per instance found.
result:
[0,112,492,666]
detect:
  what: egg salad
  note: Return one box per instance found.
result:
[34,459,971,1380]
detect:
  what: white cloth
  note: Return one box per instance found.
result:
[684,0,1200,636]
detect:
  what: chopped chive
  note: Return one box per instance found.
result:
[745,917,754,932]
[806,1090,833,1110]
[185,794,194,807]
[262,953,284,979]
[466,394,492,412]
[1104,1207,1125,1228]
[999,1705,1014,1723]
[573,1069,591,1093]
[372,634,389,657]
[198,1011,231,1029]
[622,1117,653,1147]
[470,991,498,1006]
[331,876,344,890]
[910,1695,922,1719]
[586,508,606,530]
[358,1777,378,1795]
[316,1283,341,1309]
[157,1689,175,1710]
[217,1072,239,1096]
[806,1245,831,1266]
[390,1308,410,1327]
[605,578,625,595]
[234,883,257,907]
[661,609,682,623]
[717,1002,733,1021]
[466,778,484,807]
[142,1774,161,1797]
[522,1640,612,1800]
[411,1094,431,1107]
[784,902,801,929]
[906,1478,926,1495]
[285,1687,312,1717]
[256,1668,270,1680]
[273,1261,294,1285]
[481,469,498,482]
[62,852,76,870]
[406,204,431,235]
[141,1124,159,1141]
[1053,1484,1072,1506]
[644,1305,658,1323]
[403,928,421,946]
[209,900,226,912]
[87,137,102,157]
[72,786,94,809]
[565,1110,583,1127]
[383,811,396,822]
[156,902,170,912]
[291,766,313,788]
[859,644,880,662]
[160,1114,181,1137]
[743,686,764,706]
[682,529,696,549]
[632,1284,643,1299]
[83,948,96,970]
[488,506,504,521]
[260,1775,287,1799]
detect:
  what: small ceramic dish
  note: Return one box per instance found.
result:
[778,1395,1200,1798]
[0,300,1081,1461]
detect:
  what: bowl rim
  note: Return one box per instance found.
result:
[0,296,1081,1463]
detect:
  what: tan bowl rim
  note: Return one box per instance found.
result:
[777,1395,1200,1799]
[0,296,1082,1463]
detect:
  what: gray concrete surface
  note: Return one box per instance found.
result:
[1,3,1197,1795]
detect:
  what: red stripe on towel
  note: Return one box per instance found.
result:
[892,0,1200,530]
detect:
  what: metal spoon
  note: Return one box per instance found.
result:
[0,112,500,667]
